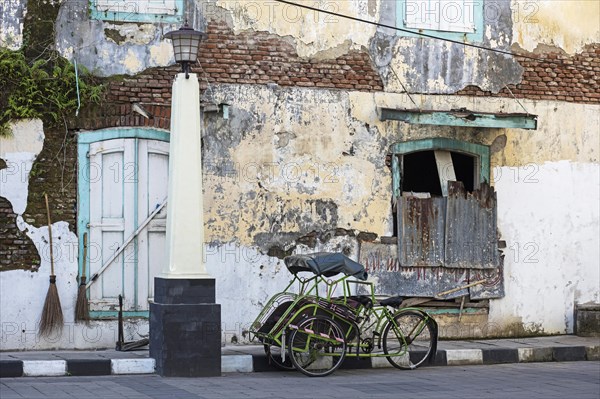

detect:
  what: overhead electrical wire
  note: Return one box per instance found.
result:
[273,0,596,74]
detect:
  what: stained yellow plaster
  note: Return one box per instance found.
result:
[202,86,393,243]
[216,0,379,58]
[203,86,598,245]
[511,0,600,54]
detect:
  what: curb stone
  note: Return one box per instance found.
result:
[1,345,598,377]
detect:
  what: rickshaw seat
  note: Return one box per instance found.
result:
[379,296,404,308]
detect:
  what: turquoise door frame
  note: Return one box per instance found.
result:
[390,138,490,202]
[78,127,169,318]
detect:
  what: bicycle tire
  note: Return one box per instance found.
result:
[288,315,346,377]
[382,310,435,370]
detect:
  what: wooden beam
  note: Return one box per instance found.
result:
[379,108,538,130]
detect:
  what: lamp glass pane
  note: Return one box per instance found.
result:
[173,34,200,62]
[167,28,203,63]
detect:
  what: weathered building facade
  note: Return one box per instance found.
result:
[1,0,598,350]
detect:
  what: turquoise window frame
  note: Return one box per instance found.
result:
[78,127,170,319]
[390,138,490,202]
[396,0,484,42]
[90,0,184,24]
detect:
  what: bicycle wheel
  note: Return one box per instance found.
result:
[383,310,435,370]
[288,315,346,377]
[264,343,295,370]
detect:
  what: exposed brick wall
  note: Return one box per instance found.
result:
[199,22,384,91]
[74,102,172,131]
[21,128,78,231]
[0,196,41,271]
[457,44,600,103]
[72,22,385,131]
[81,28,597,133]
[0,127,77,272]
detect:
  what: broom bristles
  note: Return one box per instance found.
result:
[39,276,64,337]
[75,277,90,323]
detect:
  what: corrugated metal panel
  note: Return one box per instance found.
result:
[359,242,468,298]
[397,196,446,267]
[445,182,500,269]
[359,241,505,299]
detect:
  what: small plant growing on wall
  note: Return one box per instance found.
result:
[0,48,104,137]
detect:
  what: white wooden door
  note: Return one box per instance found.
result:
[137,139,169,310]
[88,138,168,312]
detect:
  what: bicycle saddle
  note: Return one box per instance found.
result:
[379,296,404,308]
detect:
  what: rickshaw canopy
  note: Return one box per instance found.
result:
[284,252,368,280]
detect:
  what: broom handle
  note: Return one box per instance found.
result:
[82,232,88,279]
[44,194,55,276]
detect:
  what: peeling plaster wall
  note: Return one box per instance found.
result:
[492,161,600,335]
[0,0,26,50]
[1,1,599,348]
[53,0,179,76]
[215,0,380,59]
[511,0,600,55]
[202,85,394,250]
[214,0,524,94]
[1,90,598,347]
[486,100,600,335]
[373,0,523,94]
[202,85,599,337]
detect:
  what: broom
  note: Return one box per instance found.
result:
[39,194,64,337]
[75,232,90,323]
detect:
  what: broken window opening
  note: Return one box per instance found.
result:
[402,151,442,196]
[400,150,476,197]
[384,139,503,302]
[450,152,475,192]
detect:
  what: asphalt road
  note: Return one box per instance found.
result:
[1,362,599,399]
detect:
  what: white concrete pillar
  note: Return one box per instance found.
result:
[161,73,209,279]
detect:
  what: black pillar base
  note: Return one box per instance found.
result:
[150,277,221,377]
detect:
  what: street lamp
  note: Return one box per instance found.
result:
[164,23,206,78]
[149,23,221,378]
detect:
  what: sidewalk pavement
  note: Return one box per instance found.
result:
[1,335,599,378]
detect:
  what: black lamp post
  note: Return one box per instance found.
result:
[164,23,206,78]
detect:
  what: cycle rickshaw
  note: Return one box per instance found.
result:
[249,252,438,377]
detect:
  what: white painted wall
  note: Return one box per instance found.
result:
[490,161,600,334]
[0,120,44,214]
[1,216,149,350]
